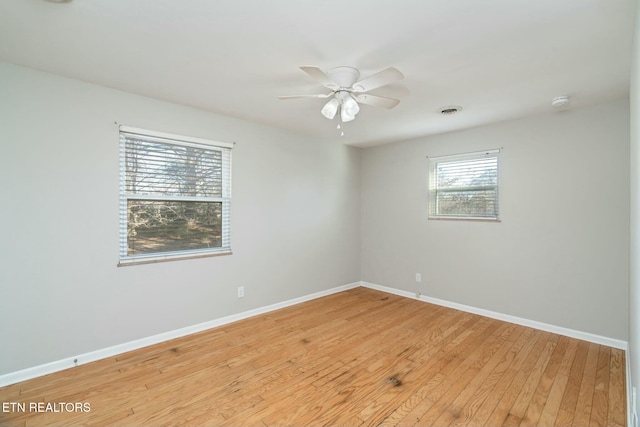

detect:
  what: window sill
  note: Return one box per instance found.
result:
[428,216,501,223]
[118,250,232,267]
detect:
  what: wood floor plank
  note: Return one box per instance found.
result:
[320,313,464,424]
[416,323,521,426]
[536,339,579,426]
[354,313,479,427]
[448,326,535,427]
[0,287,626,427]
[483,331,555,426]
[555,339,590,427]
[504,334,559,426]
[572,342,601,427]
[335,311,477,426]
[395,317,499,425]
[608,348,627,427]
[428,324,524,426]
[520,335,570,426]
[590,346,611,427]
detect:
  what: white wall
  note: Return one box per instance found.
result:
[0,61,361,375]
[629,0,640,421]
[361,100,630,340]
[0,57,632,379]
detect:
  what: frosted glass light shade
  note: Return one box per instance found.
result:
[321,98,340,119]
[341,95,360,122]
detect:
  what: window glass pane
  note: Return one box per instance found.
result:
[436,189,498,217]
[429,152,499,219]
[127,200,222,255]
[125,139,223,198]
[436,158,497,190]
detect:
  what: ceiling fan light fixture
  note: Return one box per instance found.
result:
[280,65,404,128]
[321,98,340,119]
[341,108,356,122]
[342,94,360,117]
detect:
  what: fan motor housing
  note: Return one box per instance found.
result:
[327,67,360,88]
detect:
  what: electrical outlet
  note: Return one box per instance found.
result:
[415,273,422,283]
[237,286,245,298]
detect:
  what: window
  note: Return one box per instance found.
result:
[119,126,232,265]
[428,149,500,220]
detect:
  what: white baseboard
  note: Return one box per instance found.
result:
[1,280,628,388]
[0,282,361,387]
[360,281,628,350]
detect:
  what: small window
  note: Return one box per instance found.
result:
[119,126,233,265]
[428,149,500,221]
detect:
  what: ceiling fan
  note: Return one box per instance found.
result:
[278,66,404,125]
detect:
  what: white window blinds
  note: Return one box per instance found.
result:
[428,149,500,220]
[119,126,232,264]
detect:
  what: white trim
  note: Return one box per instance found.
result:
[0,282,360,387]
[426,147,501,161]
[117,249,232,267]
[360,281,628,350]
[427,216,502,222]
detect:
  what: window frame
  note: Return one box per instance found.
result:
[428,149,501,222]
[118,126,233,266]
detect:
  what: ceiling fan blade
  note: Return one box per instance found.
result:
[299,66,340,90]
[351,67,404,93]
[353,93,400,109]
[278,93,333,99]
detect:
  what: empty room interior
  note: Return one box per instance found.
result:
[1,1,640,426]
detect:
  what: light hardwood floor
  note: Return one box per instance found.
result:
[0,287,626,426]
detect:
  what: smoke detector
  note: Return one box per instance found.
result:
[551,96,570,108]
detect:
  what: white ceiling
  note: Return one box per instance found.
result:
[0,0,636,147]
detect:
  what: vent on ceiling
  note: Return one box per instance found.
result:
[440,106,462,115]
